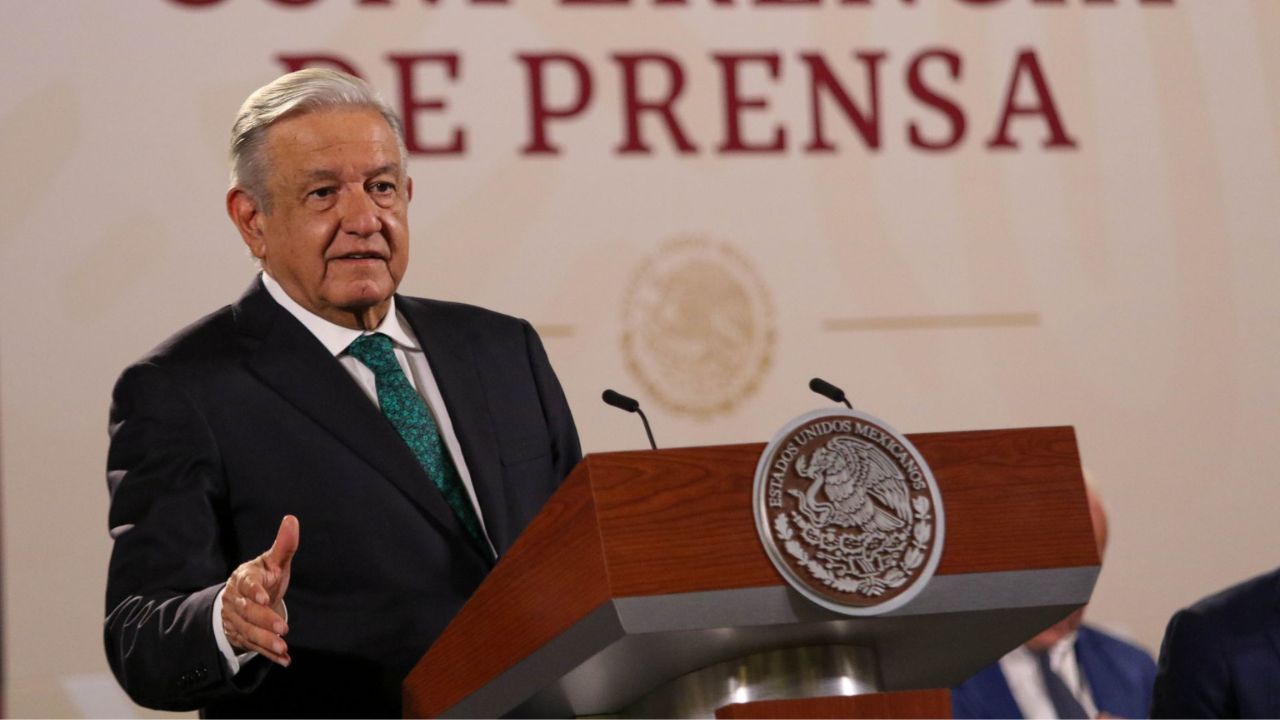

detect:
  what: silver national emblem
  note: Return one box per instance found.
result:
[753,408,945,615]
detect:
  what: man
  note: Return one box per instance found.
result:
[103,69,581,716]
[1150,567,1280,718]
[951,485,1156,719]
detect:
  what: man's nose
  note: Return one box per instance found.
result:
[339,188,383,236]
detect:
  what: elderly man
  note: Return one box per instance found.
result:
[103,69,581,716]
[951,484,1156,719]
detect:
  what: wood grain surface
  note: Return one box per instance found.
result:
[592,426,1096,596]
[715,689,952,718]
[402,458,611,717]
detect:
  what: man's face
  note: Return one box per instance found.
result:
[237,107,412,329]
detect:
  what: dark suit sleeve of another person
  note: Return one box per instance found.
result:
[1150,567,1280,719]
[1151,604,1233,718]
[103,354,269,710]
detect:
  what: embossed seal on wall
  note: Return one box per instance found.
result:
[753,408,945,615]
[621,237,774,418]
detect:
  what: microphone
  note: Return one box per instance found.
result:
[809,377,853,410]
[602,389,658,450]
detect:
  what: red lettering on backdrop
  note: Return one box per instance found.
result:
[358,0,511,4]
[713,53,785,154]
[1033,0,1175,4]
[277,54,364,76]
[907,48,966,151]
[386,53,466,155]
[613,53,698,155]
[651,0,736,6]
[987,49,1077,149]
[801,51,884,152]
[518,53,594,155]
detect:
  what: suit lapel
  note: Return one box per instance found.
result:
[1075,630,1113,713]
[955,664,1023,719]
[233,281,475,550]
[399,296,512,556]
[988,665,1025,719]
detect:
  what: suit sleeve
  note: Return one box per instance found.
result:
[103,362,268,710]
[520,319,582,482]
[1150,608,1232,718]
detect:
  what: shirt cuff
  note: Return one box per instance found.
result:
[212,587,288,674]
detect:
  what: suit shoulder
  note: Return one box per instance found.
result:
[1175,567,1280,635]
[953,661,1007,691]
[1079,624,1156,669]
[1191,567,1280,614]
[950,663,1015,719]
[120,304,241,381]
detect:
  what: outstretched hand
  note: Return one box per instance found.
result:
[222,515,298,667]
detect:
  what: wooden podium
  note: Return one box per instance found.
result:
[403,426,1098,718]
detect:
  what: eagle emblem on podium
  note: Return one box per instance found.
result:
[754,409,944,615]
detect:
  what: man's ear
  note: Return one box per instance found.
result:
[405,176,413,203]
[227,187,267,259]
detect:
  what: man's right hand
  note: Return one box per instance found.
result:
[222,515,298,667]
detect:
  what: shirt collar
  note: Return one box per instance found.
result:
[260,271,420,356]
[1047,629,1079,665]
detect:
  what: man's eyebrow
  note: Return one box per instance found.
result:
[367,163,401,179]
[300,164,402,182]
[301,169,341,183]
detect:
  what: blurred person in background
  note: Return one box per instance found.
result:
[951,482,1156,719]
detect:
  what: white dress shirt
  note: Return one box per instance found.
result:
[999,632,1101,719]
[213,272,493,673]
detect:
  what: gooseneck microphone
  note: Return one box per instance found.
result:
[809,377,853,410]
[602,389,658,450]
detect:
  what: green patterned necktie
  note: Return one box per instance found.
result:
[346,333,492,559]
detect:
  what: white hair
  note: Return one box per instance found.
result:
[229,68,408,211]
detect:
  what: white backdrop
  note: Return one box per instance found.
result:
[3,0,1278,715]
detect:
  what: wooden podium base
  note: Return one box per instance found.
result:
[714,689,952,719]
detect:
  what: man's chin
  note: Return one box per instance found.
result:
[329,280,397,308]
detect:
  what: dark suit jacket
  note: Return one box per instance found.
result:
[951,625,1156,719]
[1151,567,1280,718]
[103,279,581,717]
